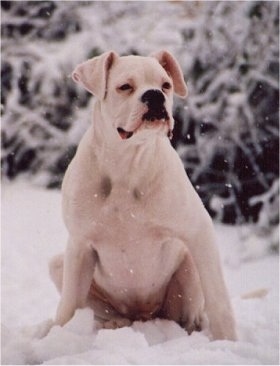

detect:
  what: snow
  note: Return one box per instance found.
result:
[1,182,279,365]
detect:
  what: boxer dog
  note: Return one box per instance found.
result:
[49,50,237,341]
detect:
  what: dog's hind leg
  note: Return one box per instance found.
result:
[162,250,207,334]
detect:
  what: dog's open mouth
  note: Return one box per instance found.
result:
[117,119,173,140]
[117,127,134,140]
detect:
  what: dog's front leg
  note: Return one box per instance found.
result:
[55,239,97,326]
[189,224,237,341]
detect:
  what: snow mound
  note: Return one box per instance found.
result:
[2,300,278,365]
[1,183,279,364]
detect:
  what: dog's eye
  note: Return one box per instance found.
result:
[162,82,172,91]
[118,84,133,91]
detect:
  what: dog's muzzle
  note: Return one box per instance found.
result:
[117,89,173,140]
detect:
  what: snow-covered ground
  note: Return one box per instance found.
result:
[1,182,279,365]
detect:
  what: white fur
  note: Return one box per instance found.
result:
[49,50,237,341]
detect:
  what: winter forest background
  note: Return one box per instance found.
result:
[1,1,279,249]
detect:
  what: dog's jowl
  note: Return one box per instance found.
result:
[49,50,237,341]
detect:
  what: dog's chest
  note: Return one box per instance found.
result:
[91,175,153,236]
[97,174,145,204]
[72,140,191,243]
[91,149,163,223]
[65,134,197,242]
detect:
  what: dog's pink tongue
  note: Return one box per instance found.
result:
[117,128,133,140]
[119,131,129,139]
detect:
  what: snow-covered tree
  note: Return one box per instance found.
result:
[1,1,279,232]
[173,1,279,227]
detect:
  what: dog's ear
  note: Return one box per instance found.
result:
[151,50,188,98]
[72,51,118,99]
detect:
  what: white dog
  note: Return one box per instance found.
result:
[49,50,237,341]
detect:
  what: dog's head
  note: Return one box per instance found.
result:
[72,50,187,141]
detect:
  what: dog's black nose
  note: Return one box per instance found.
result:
[141,89,165,107]
[141,89,169,122]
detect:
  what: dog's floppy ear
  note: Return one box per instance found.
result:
[151,50,187,98]
[72,51,118,99]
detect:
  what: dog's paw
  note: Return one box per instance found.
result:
[102,318,132,329]
[182,311,208,335]
[208,311,237,341]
